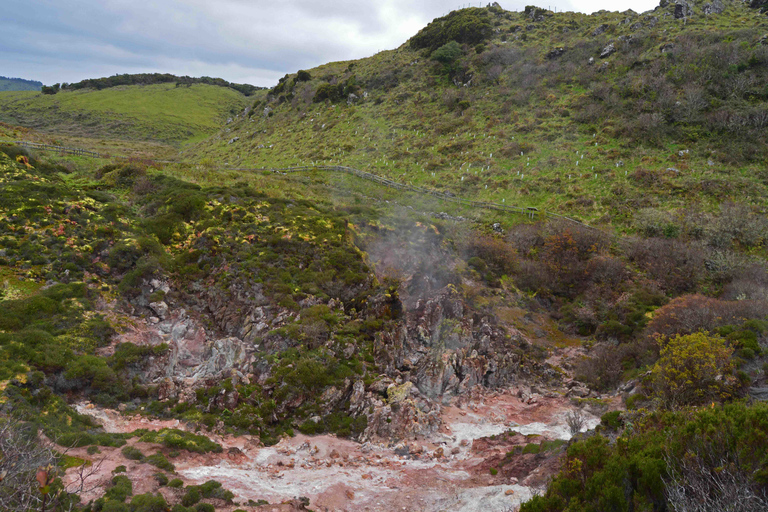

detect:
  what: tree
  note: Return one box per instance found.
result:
[431,41,464,76]
[649,332,735,408]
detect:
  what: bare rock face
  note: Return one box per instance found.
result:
[115,307,256,401]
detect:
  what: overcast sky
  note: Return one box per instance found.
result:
[2,0,659,87]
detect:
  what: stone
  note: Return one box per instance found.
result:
[546,47,566,59]
[702,0,724,14]
[387,381,413,404]
[149,301,169,320]
[600,43,616,58]
[505,489,515,495]
[345,490,355,500]
[592,24,609,36]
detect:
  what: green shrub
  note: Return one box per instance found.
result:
[145,452,175,472]
[410,7,492,52]
[105,475,133,502]
[168,478,184,488]
[128,493,168,512]
[181,487,201,507]
[154,473,169,486]
[121,445,144,461]
[600,410,623,430]
[138,429,222,454]
[194,504,214,512]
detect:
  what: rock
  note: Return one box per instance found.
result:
[492,223,504,234]
[505,489,515,496]
[702,0,724,14]
[630,22,643,30]
[451,447,460,455]
[567,386,591,398]
[149,301,169,320]
[674,1,693,18]
[227,137,239,144]
[345,490,355,500]
[592,24,609,36]
[387,382,413,404]
[749,387,768,401]
[546,47,565,59]
[460,439,470,447]
[667,167,680,173]
[600,43,616,58]
[588,57,595,65]
[433,447,444,459]
[329,449,340,459]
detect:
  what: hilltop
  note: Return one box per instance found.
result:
[0,76,42,92]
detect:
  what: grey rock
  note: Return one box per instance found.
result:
[546,47,566,59]
[600,43,616,58]
[702,0,725,14]
[592,24,609,36]
[149,301,169,320]
[749,387,768,401]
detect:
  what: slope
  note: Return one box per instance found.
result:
[0,82,249,145]
[187,0,768,227]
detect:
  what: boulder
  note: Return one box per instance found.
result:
[600,43,616,58]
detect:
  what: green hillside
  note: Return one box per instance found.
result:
[0,82,249,144]
[3,1,768,511]
[188,0,768,227]
[0,76,42,92]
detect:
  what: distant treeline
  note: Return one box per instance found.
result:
[0,76,43,92]
[57,73,264,96]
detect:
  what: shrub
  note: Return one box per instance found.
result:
[168,478,184,488]
[128,493,168,512]
[296,70,312,82]
[154,473,168,486]
[410,7,492,52]
[181,487,201,507]
[649,332,735,408]
[105,475,133,502]
[121,445,144,461]
[145,453,175,472]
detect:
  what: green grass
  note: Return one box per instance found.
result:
[181,1,768,228]
[0,83,248,144]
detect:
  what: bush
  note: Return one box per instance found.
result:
[194,504,214,512]
[154,473,168,486]
[145,452,175,472]
[181,487,201,507]
[649,332,735,408]
[121,446,144,461]
[105,475,133,502]
[410,7,492,52]
[168,478,184,488]
[296,70,312,82]
[128,493,168,512]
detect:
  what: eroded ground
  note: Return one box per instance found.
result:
[66,388,606,512]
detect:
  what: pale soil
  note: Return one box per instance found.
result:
[66,388,609,512]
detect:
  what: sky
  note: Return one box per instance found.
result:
[2,0,659,88]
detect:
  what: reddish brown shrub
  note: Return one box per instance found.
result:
[645,294,768,339]
[624,237,706,294]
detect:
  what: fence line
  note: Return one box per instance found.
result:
[4,140,594,229]
[13,141,103,158]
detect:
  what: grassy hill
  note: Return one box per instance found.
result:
[3,2,768,510]
[0,82,249,145]
[0,76,42,92]
[187,0,768,227]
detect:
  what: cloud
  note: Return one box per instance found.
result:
[0,0,660,87]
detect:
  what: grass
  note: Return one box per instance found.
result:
[179,1,768,229]
[0,83,248,145]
